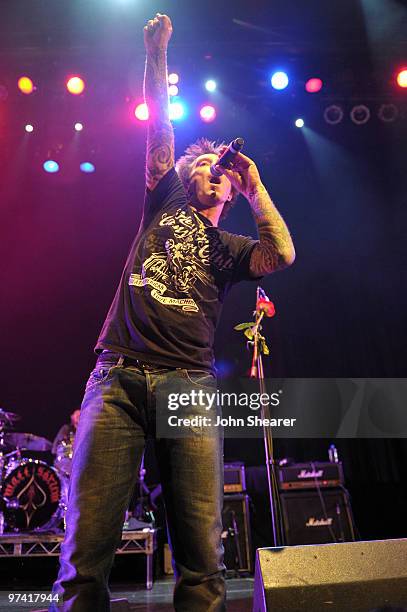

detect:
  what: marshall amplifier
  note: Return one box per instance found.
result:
[278,461,344,490]
[224,462,246,493]
[280,488,356,545]
[165,494,253,575]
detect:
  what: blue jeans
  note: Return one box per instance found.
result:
[51,352,226,611]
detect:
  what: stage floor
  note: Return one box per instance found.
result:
[0,578,253,611]
[110,577,254,610]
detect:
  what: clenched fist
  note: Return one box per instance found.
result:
[143,13,173,54]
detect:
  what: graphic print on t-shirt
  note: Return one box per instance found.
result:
[128,208,212,313]
[96,168,259,370]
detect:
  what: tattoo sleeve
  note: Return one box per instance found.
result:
[143,49,174,191]
[248,185,295,276]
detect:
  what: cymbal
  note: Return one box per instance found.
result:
[4,432,52,451]
[0,408,20,423]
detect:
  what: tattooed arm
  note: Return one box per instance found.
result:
[143,14,174,192]
[216,151,295,275]
[248,185,295,275]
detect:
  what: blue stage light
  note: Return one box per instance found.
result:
[295,118,304,128]
[80,162,95,173]
[43,160,59,173]
[169,101,186,121]
[271,71,289,90]
[215,360,233,377]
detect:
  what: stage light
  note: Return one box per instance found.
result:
[169,101,185,121]
[215,359,233,377]
[134,102,149,121]
[168,73,179,85]
[200,105,216,123]
[168,85,178,97]
[378,103,398,123]
[18,76,34,95]
[396,69,407,88]
[271,71,289,90]
[305,78,323,93]
[74,122,83,132]
[43,160,59,173]
[25,124,34,133]
[323,105,344,125]
[80,162,95,173]
[295,118,304,128]
[66,76,85,95]
[205,79,217,92]
[350,105,370,125]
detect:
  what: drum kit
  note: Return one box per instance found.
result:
[1,407,160,536]
[0,407,71,534]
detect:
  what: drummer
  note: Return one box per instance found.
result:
[51,409,80,456]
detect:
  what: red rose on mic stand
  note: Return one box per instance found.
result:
[256,297,275,318]
[234,287,275,377]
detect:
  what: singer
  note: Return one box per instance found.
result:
[51,13,295,612]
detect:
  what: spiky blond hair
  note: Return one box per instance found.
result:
[175,137,239,220]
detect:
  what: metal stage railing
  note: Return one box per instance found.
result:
[0,528,158,590]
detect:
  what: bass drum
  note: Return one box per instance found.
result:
[2,459,68,532]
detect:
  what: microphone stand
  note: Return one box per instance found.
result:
[236,287,285,547]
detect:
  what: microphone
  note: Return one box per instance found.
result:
[210,137,244,177]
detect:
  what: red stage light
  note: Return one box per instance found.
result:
[305,78,323,93]
[396,69,407,88]
[18,76,34,95]
[134,102,149,121]
[66,76,85,95]
[200,105,216,122]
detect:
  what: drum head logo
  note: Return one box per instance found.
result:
[3,461,62,530]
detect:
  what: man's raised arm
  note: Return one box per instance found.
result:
[143,13,174,192]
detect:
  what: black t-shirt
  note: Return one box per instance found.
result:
[96,168,260,372]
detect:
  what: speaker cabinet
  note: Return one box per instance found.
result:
[224,462,246,493]
[253,539,407,611]
[222,494,252,572]
[280,488,356,545]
